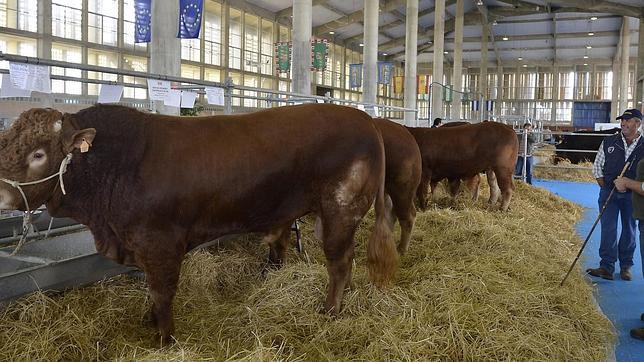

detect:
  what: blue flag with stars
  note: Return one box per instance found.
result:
[178,0,203,39]
[134,0,151,43]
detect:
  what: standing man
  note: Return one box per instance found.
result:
[615,148,644,340]
[587,109,644,281]
[515,122,535,185]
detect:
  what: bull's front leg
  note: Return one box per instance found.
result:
[416,175,430,211]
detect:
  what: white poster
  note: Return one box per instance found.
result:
[205,86,225,106]
[9,62,51,93]
[180,91,197,108]
[164,89,181,108]
[98,84,123,104]
[0,74,32,98]
[147,79,171,101]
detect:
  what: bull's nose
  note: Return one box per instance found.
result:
[0,189,14,210]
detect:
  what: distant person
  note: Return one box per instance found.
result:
[514,122,535,184]
[587,109,644,281]
[431,118,442,128]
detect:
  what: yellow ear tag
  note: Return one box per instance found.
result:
[80,139,90,153]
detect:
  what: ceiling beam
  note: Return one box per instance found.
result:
[475,2,502,66]
[276,0,329,23]
[552,0,643,18]
[312,0,406,36]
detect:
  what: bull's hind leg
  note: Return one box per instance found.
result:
[486,169,501,207]
[465,174,481,201]
[416,174,430,211]
[495,167,515,211]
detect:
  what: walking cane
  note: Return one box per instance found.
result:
[560,161,631,287]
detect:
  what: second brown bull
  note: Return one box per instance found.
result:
[406,122,519,211]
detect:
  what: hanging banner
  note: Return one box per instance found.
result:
[443,85,453,102]
[377,61,393,85]
[134,0,152,43]
[275,42,291,73]
[177,0,203,39]
[393,75,404,94]
[486,100,494,112]
[471,100,479,111]
[310,39,328,71]
[349,63,363,88]
[417,75,429,95]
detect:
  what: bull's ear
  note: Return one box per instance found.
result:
[63,128,97,154]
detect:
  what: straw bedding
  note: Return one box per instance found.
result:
[0,182,613,361]
[533,144,595,182]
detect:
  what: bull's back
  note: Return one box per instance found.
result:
[140,104,382,231]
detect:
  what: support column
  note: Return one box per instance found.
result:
[611,58,620,119]
[636,18,644,108]
[430,0,445,123]
[551,67,559,124]
[496,65,503,119]
[479,20,488,121]
[150,0,180,115]
[450,0,464,121]
[619,18,630,112]
[37,0,52,59]
[292,0,312,95]
[404,0,419,126]
[363,0,378,114]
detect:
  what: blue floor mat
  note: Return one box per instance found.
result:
[534,179,644,361]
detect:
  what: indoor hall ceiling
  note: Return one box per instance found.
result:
[243,0,643,66]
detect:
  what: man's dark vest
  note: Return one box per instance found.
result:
[602,134,644,192]
[632,159,644,219]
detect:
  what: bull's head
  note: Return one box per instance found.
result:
[0,108,95,211]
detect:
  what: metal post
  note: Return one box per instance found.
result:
[224,77,233,115]
[522,129,528,182]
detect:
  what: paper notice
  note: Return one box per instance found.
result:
[180,91,197,108]
[164,89,181,108]
[98,84,123,103]
[0,74,32,98]
[147,79,171,101]
[9,62,51,93]
[205,86,225,106]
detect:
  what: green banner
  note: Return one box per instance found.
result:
[311,40,328,71]
[275,42,291,73]
[443,85,453,103]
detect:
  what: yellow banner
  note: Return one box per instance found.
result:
[417,75,429,94]
[393,76,404,94]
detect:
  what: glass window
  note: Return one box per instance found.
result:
[51,43,82,94]
[204,68,220,83]
[244,14,259,73]
[260,19,273,75]
[123,0,147,51]
[228,8,242,69]
[0,0,37,31]
[0,35,35,69]
[88,0,118,46]
[204,1,222,66]
[123,55,147,99]
[181,64,201,80]
[229,72,241,106]
[87,49,118,95]
[181,39,201,62]
[0,0,6,27]
[243,75,257,108]
[52,0,82,40]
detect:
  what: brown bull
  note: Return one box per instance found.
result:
[406,122,518,211]
[437,121,481,200]
[0,104,398,344]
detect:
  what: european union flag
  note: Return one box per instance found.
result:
[134,0,151,43]
[178,0,203,39]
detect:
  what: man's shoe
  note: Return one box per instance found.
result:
[586,267,614,280]
[632,328,644,341]
[621,268,633,281]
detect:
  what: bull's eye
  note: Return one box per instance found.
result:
[33,152,44,160]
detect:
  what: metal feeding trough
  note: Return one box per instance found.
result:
[0,229,134,304]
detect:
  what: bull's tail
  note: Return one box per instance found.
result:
[367,129,398,287]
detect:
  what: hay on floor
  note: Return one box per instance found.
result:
[532,144,596,182]
[0,182,613,361]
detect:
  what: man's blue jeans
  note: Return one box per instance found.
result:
[515,156,533,184]
[598,189,636,274]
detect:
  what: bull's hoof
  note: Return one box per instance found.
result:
[155,333,176,347]
[143,309,158,328]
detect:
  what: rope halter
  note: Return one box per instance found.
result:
[0,153,73,255]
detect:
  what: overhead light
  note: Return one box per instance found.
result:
[329,31,334,35]
[586,45,592,49]
[590,16,598,20]
[359,43,364,47]
[522,64,527,67]
[583,55,589,59]
[444,51,448,54]
[492,20,498,26]
[502,36,509,41]
[383,52,388,55]
[583,63,588,66]
[518,56,523,60]
[588,32,594,36]
[477,0,483,5]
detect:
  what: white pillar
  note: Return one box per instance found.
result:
[619,18,630,112]
[430,0,445,122]
[150,0,180,115]
[551,67,559,124]
[496,65,503,119]
[636,18,644,108]
[611,58,620,120]
[292,0,313,96]
[479,21,488,121]
[403,0,419,126]
[450,0,463,121]
[363,0,379,114]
